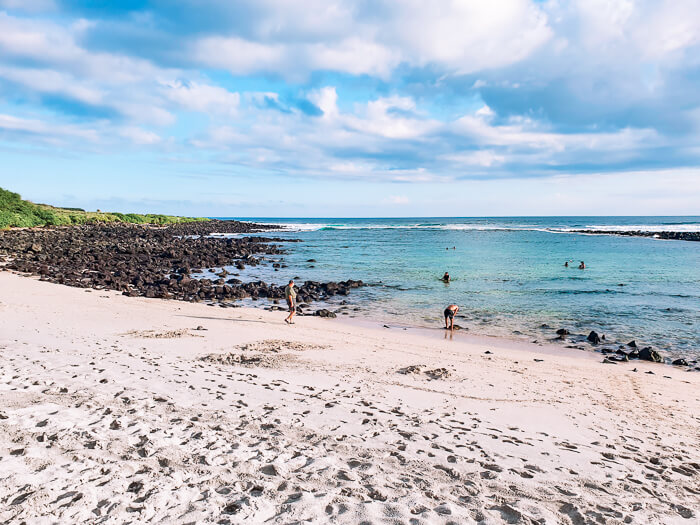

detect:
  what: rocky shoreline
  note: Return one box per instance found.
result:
[541,328,699,371]
[0,221,694,369]
[0,221,363,311]
[571,230,700,241]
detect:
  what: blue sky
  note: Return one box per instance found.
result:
[0,0,699,216]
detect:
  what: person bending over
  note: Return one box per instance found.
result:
[444,304,459,330]
[284,280,297,324]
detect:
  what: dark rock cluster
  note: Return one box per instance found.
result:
[220,278,363,306]
[571,230,700,242]
[600,346,664,363]
[555,328,696,368]
[0,221,363,308]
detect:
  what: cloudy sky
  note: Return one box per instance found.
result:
[1,0,699,216]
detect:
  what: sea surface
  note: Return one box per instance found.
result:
[210,217,700,360]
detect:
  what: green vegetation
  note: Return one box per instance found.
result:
[0,187,208,229]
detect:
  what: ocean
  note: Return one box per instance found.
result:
[210,217,700,360]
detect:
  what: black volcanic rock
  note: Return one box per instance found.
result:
[568,230,699,242]
[587,331,601,344]
[0,221,364,308]
[638,347,663,363]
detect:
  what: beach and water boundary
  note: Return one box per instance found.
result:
[2,215,698,364]
[210,216,700,362]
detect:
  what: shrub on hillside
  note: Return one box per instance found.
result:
[1,186,207,229]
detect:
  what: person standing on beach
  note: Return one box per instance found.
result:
[444,304,459,330]
[284,280,297,324]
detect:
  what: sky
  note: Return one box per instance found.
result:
[0,0,699,217]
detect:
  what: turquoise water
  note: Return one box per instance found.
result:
[215,217,700,359]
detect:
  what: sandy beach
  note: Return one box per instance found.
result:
[1,271,698,524]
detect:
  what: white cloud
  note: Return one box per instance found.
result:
[346,95,438,139]
[568,0,700,61]
[306,38,400,78]
[387,0,552,74]
[0,12,156,83]
[189,0,551,78]
[194,36,399,80]
[118,103,175,127]
[0,12,81,65]
[190,86,668,183]
[452,108,658,153]
[0,65,103,104]
[574,0,635,46]
[0,12,180,127]
[163,80,240,117]
[633,0,700,59]
[308,87,339,118]
[442,150,505,167]
[193,37,285,75]
[475,105,495,120]
[0,113,99,142]
[119,127,161,145]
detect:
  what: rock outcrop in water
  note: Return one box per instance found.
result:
[571,230,700,242]
[0,221,363,307]
[587,331,601,344]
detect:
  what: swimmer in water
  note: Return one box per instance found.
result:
[578,261,585,269]
[441,272,450,283]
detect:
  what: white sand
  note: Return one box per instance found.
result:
[0,271,698,524]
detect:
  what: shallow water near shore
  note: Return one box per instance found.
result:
[210,216,700,360]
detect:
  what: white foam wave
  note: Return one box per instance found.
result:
[255,223,531,232]
[263,222,329,231]
[241,221,700,234]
